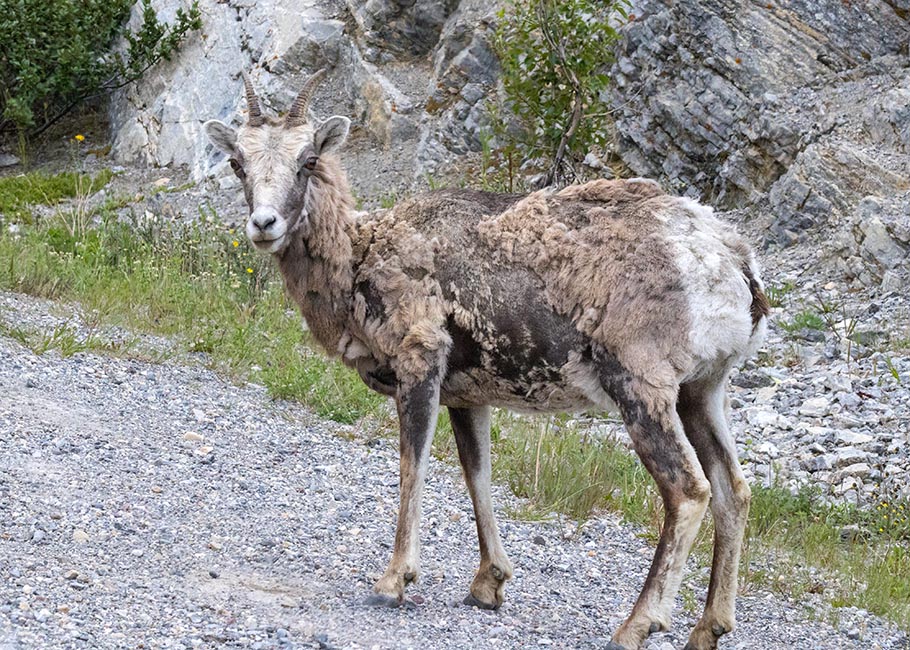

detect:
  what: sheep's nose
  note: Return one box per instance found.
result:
[250,210,277,232]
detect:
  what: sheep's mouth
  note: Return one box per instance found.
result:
[250,235,285,253]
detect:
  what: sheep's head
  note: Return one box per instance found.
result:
[204,70,350,254]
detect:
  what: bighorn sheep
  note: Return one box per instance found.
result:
[204,71,769,650]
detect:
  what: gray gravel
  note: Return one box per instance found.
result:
[1,293,908,650]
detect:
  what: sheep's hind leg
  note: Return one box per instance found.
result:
[450,405,513,609]
[677,380,750,650]
[366,374,440,607]
[596,353,711,650]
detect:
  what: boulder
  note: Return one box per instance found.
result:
[108,0,357,178]
[768,143,907,245]
[419,0,499,174]
[610,0,910,285]
[864,84,910,152]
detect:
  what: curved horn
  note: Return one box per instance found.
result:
[241,71,264,127]
[285,68,327,127]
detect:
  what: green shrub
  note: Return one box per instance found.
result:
[0,0,201,147]
[491,0,630,183]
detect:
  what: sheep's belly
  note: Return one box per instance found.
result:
[440,368,611,414]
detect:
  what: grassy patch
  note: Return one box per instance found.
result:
[0,169,113,222]
[746,486,910,625]
[491,414,657,524]
[1,171,908,628]
[0,319,136,358]
[0,201,383,424]
[779,309,826,334]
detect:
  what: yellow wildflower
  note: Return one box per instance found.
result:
[246,268,253,274]
[74,134,85,142]
[232,240,239,248]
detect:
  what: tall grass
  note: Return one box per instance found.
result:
[0,199,383,423]
[0,171,907,627]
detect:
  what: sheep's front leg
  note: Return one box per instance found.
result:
[367,374,440,607]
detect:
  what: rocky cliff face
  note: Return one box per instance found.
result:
[610,0,910,286]
[108,0,499,193]
[108,0,910,287]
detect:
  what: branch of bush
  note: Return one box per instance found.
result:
[491,0,630,186]
[0,0,201,147]
[535,1,584,186]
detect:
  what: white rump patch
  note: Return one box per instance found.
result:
[662,199,758,381]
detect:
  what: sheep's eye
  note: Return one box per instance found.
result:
[229,159,244,177]
[298,156,318,180]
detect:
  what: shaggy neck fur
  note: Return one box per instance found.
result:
[276,155,356,354]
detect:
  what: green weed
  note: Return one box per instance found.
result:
[0,169,112,222]
[0,319,134,357]
[779,309,826,334]
[379,192,398,210]
[764,281,794,308]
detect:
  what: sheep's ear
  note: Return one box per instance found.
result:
[204,120,237,154]
[313,116,350,154]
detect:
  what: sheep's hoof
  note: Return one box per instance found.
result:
[683,639,720,650]
[683,620,727,650]
[463,593,499,610]
[363,593,402,608]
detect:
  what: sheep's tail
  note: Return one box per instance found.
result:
[742,263,770,331]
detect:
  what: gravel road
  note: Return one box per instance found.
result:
[0,293,907,650]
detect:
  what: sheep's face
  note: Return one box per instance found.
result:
[203,71,350,254]
[205,118,349,254]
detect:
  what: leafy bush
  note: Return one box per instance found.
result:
[492,0,630,184]
[0,0,201,145]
